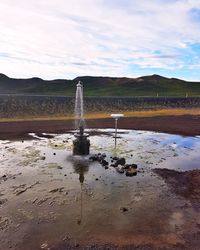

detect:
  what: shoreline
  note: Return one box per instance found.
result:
[0,114,199,139]
[0,108,200,122]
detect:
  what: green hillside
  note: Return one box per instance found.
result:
[0,73,200,97]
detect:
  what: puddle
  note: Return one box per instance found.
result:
[0,129,200,249]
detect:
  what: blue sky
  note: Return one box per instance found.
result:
[0,0,200,80]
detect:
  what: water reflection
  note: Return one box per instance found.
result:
[160,135,198,149]
[72,157,89,183]
[73,158,89,225]
[1,130,200,249]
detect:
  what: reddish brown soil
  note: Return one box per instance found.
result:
[154,169,200,210]
[0,115,200,139]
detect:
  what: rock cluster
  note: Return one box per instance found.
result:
[89,153,109,166]
[89,154,138,177]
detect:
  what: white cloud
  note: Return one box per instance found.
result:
[0,0,200,79]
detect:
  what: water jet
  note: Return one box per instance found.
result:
[73,81,90,155]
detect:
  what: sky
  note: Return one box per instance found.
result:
[0,0,200,80]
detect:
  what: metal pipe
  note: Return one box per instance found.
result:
[115,118,118,148]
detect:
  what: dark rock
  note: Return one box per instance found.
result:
[120,207,128,212]
[99,155,106,161]
[89,155,95,161]
[89,154,100,161]
[101,159,108,166]
[105,166,109,170]
[116,166,125,174]
[124,164,138,169]
[125,168,137,177]
[113,156,119,161]
[116,158,126,166]
[110,163,118,168]
[95,178,99,181]
[123,164,130,169]
[131,164,138,169]
[90,153,106,163]
[53,153,56,155]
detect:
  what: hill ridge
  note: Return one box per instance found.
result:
[0,73,199,96]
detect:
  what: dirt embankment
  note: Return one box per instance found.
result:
[0,115,199,139]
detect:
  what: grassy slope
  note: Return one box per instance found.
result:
[0,73,200,96]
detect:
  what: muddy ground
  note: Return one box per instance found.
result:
[0,115,200,140]
[0,120,200,250]
[154,169,200,210]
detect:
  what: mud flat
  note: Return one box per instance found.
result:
[0,130,200,249]
[0,115,200,140]
[154,168,200,209]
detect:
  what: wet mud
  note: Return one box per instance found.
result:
[0,115,200,140]
[0,130,200,250]
[154,168,200,210]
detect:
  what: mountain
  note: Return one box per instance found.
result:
[0,73,200,96]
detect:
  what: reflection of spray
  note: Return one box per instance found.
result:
[77,182,83,226]
[77,165,86,226]
[78,167,84,225]
[79,171,84,183]
[72,159,89,226]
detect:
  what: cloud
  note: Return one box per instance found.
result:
[0,0,200,80]
[188,7,200,22]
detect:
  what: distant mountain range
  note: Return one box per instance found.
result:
[0,73,200,96]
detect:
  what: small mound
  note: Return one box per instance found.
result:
[154,168,200,209]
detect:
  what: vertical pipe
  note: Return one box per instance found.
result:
[115,118,118,148]
[80,183,83,224]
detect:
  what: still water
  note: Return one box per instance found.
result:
[0,129,200,249]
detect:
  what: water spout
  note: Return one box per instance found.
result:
[73,81,90,155]
[75,81,85,131]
